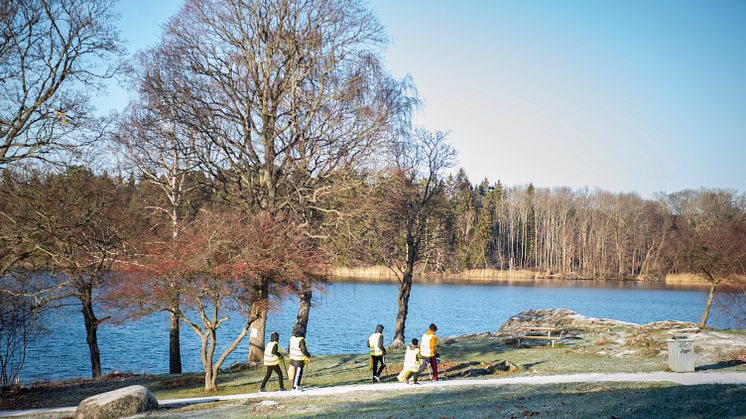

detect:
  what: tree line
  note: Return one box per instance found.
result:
[1,0,744,391]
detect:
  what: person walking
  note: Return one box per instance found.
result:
[288,329,311,391]
[367,324,387,382]
[259,332,285,392]
[397,338,422,384]
[420,323,439,381]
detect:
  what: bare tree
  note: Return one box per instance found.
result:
[718,277,746,329]
[108,209,327,391]
[664,190,746,327]
[0,0,123,166]
[12,166,135,378]
[115,99,206,374]
[0,168,44,279]
[0,274,45,386]
[137,0,414,362]
[368,128,455,346]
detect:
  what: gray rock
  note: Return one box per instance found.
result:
[452,360,519,377]
[497,308,637,334]
[75,385,159,419]
[259,400,279,408]
[494,360,518,372]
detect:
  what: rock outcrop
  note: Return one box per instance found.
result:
[447,360,519,377]
[498,308,699,334]
[75,385,159,419]
[497,308,639,334]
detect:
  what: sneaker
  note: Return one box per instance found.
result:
[259,388,267,393]
[373,376,381,382]
[279,388,286,392]
[296,386,303,392]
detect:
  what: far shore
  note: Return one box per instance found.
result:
[330,266,709,285]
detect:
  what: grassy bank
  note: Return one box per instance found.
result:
[3,321,745,412]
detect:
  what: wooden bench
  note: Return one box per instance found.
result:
[512,326,563,348]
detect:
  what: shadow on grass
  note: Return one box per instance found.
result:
[522,360,546,370]
[697,359,746,371]
[307,354,363,375]
[291,382,746,419]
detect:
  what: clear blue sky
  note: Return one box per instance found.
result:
[98,0,746,196]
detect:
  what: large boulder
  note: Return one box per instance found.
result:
[75,385,159,419]
[497,308,638,334]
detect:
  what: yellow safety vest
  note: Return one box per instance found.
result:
[368,332,384,356]
[404,346,420,371]
[420,332,436,357]
[264,341,280,366]
[289,336,307,361]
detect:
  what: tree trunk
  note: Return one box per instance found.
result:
[169,296,182,374]
[205,375,216,391]
[392,268,414,347]
[81,293,102,378]
[293,281,313,335]
[204,328,217,391]
[247,279,268,363]
[699,279,717,328]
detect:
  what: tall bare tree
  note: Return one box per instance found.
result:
[137,0,414,361]
[0,0,123,166]
[115,99,205,373]
[368,129,454,346]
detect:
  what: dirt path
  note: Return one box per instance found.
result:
[3,371,746,418]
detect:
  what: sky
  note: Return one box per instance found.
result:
[98,0,746,197]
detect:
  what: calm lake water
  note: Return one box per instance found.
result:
[21,279,735,382]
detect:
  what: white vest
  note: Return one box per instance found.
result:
[368,332,384,356]
[264,341,280,365]
[289,336,307,361]
[420,332,436,357]
[404,346,420,371]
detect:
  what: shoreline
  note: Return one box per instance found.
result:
[4,308,745,414]
[329,267,708,285]
[4,308,745,413]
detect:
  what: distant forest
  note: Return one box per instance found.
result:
[4,166,743,282]
[331,169,743,281]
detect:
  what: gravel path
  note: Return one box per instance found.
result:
[3,371,746,418]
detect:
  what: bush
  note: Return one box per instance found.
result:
[624,334,665,358]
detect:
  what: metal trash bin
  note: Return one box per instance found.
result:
[667,336,694,372]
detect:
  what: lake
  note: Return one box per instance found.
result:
[20,279,735,383]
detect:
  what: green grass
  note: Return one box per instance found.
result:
[148,382,746,418]
[2,334,745,412]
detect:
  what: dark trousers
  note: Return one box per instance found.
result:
[424,356,438,381]
[371,355,385,378]
[260,365,284,390]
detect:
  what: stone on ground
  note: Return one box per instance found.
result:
[451,360,519,377]
[494,360,519,372]
[75,385,159,419]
